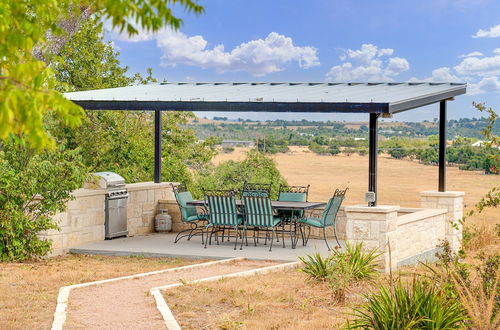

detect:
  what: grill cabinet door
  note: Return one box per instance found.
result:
[106,197,128,238]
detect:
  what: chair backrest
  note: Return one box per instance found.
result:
[242,196,275,227]
[172,183,198,221]
[321,188,348,226]
[242,181,271,198]
[204,190,239,226]
[278,184,309,202]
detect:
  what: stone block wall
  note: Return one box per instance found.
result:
[40,189,106,256]
[396,209,447,266]
[420,191,464,252]
[40,182,176,255]
[126,182,175,236]
[342,191,464,272]
[345,205,400,272]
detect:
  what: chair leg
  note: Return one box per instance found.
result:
[240,226,246,250]
[269,228,276,252]
[174,223,197,244]
[303,225,311,246]
[323,227,331,251]
[282,224,285,248]
[253,228,257,247]
[205,226,214,248]
[333,224,342,251]
[234,226,238,250]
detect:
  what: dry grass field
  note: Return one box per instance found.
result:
[214,146,499,229]
[0,255,203,330]
[166,267,375,330]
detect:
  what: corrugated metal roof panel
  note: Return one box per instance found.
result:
[64,82,466,113]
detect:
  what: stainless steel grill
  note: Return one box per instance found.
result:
[94,172,128,239]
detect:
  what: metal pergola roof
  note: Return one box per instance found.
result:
[64,82,466,114]
[64,81,467,206]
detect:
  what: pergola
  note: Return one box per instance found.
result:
[64,82,467,206]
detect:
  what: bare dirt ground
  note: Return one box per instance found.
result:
[214,146,499,227]
[0,255,204,330]
[65,259,281,330]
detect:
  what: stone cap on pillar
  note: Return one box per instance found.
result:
[420,191,465,197]
[345,205,400,213]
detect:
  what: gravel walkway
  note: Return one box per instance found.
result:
[64,259,280,329]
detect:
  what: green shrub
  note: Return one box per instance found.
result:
[336,242,380,281]
[192,149,287,200]
[0,140,87,261]
[299,243,380,283]
[347,279,468,329]
[299,252,332,281]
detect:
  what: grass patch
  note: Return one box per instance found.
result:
[0,254,203,329]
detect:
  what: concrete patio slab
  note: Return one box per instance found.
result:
[69,233,341,262]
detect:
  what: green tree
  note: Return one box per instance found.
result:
[192,149,287,200]
[0,139,87,261]
[49,18,217,183]
[1,0,203,149]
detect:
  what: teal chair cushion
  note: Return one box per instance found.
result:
[298,217,324,228]
[278,192,306,202]
[186,214,209,222]
[175,191,199,220]
[278,192,307,219]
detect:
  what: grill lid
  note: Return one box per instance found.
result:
[93,172,126,189]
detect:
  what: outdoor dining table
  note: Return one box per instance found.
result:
[186,200,326,248]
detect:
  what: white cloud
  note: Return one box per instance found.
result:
[473,24,500,38]
[458,51,483,58]
[408,67,462,83]
[326,44,409,82]
[410,49,500,95]
[115,29,319,76]
[454,54,500,76]
[468,76,500,95]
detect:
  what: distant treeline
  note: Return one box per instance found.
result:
[189,118,499,174]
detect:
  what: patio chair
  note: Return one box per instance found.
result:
[277,184,310,219]
[242,196,283,251]
[298,188,348,251]
[241,181,272,197]
[171,183,208,244]
[203,190,243,250]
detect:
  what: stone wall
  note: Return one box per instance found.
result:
[343,191,464,272]
[40,182,176,255]
[126,182,175,236]
[41,189,107,256]
[396,209,447,266]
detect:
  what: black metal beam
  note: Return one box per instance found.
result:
[71,100,389,113]
[154,110,162,183]
[439,101,447,192]
[368,113,379,206]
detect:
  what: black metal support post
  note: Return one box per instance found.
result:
[368,113,379,206]
[439,101,447,192]
[154,110,162,183]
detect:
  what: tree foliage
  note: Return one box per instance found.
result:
[191,149,288,200]
[0,0,203,149]
[48,17,218,183]
[0,139,87,261]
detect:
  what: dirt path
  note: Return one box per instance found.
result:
[64,259,280,329]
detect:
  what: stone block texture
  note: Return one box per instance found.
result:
[40,182,176,255]
[420,191,464,252]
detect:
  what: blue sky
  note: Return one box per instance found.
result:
[109,0,500,121]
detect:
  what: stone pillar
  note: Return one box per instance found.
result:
[420,191,465,252]
[345,205,400,273]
